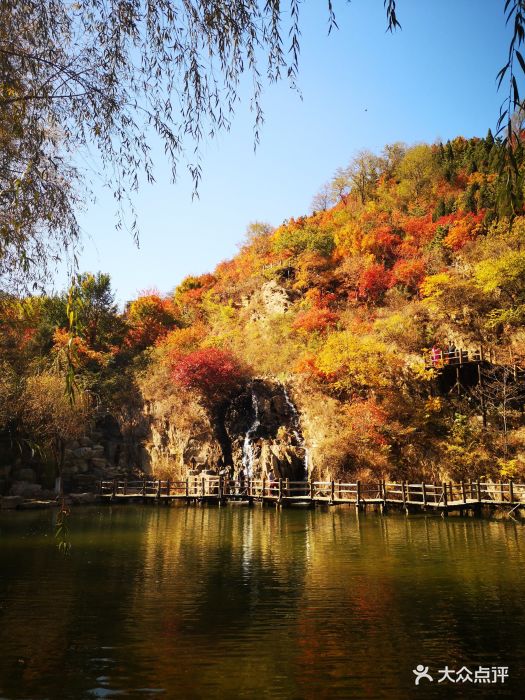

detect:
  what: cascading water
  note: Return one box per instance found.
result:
[242,387,260,477]
[282,384,309,476]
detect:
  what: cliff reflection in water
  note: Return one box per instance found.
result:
[0,506,524,698]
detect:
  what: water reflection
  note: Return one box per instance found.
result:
[0,505,524,698]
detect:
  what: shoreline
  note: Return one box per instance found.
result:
[1,492,524,520]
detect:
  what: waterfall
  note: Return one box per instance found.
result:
[281,384,309,476]
[242,386,260,477]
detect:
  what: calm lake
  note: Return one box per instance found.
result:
[0,505,524,699]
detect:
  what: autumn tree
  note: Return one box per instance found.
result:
[380,142,407,179]
[125,293,179,352]
[19,372,92,484]
[242,222,275,254]
[0,361,17,432]
[73,273,123,351]
[397,144,438,202]
[346,150,382,204]
[171,347,248,407]
[329,167,353,204]
[472,364,525,459]
[311,182,334,212]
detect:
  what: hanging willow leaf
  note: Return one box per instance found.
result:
[2,0,525,277]
[384,0,401,32]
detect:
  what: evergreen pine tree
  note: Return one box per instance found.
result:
[464,185,477,213]
[433,198,447,221]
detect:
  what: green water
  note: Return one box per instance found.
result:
[0,505,524,699]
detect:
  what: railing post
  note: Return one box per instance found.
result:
[499,481,504,503]
[309,479,314,501]
[383,479,387,500]
[142,479,146,497]
[112,479,117,498]
[286,478,289,498]
[156,479,161,498]
[422,482,427,507]
[442,482,448,509]
[510,479,515,503]
[477,479,481,503]
[218,476,223,499]
[330,479,335,504]
[356,480,361,506]
[185,478,189,498]
[402,481,407,508]
[278,478,283,504]
[166,479,170,497]
[262,476,266,498]
[123,479,128,496]
[461,481,467,504]
[201,477,205,497]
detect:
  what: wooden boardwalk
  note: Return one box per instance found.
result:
[98,478,525,515]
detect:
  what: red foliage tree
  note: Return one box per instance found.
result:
[357,263,392,303]
[171,347,248,405]
[397,214,436,257]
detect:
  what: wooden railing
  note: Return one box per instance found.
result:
[98,478,525,509]
[427,348,482,367]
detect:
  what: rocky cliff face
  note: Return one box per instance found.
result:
[133,378,309,481]
[1,413,137,498]
[225,379,308,479]
[0,378,310,496]
[139,395,223,479]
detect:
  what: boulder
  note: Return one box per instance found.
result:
[13,467,37,482]
[0,464,12,479]
[9,481,43,498]
[1,496,22,509]
[73,459,89,473]
[74,447,92,459]
[91,457,107,469]
[105,442,119,463]
[62,466,79,476]
[69,492,98,505]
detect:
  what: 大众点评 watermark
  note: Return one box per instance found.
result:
[413,665,508,685]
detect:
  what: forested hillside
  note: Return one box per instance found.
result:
[2,133,525,491]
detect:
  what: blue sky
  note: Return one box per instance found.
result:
[67,0,510,306]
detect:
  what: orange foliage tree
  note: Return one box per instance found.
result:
[125,293,179,352]
[293,307,339,334]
